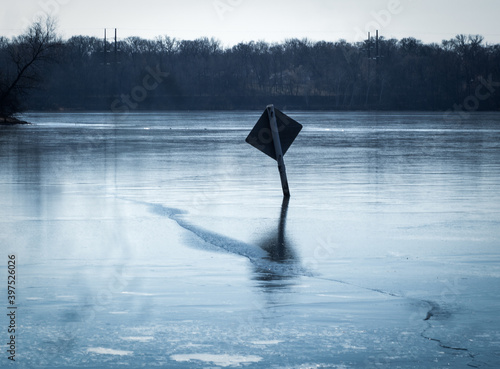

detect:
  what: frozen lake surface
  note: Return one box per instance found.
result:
[1,111,500,368]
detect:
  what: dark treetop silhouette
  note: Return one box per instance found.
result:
[1,27,499,113]
[0,17,61,122]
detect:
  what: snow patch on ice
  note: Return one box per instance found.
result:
[251,340,282,345]
[317,294,351,298]
[170,353,262,367]
[87,347,133,356]
[121,291,156,296]
[179,343,213,348]
[341,343,366,350]
[120,336,154,342]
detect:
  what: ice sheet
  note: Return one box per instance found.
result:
[1,111,499,368]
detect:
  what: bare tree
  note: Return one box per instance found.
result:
[0,17,61,119]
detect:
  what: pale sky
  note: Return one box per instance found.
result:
[2,0,500,46]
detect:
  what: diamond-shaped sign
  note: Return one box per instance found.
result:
[245,108,302,160]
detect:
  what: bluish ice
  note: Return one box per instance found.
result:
[1,111,499,368]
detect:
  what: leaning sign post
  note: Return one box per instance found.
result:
[245,105,303,197]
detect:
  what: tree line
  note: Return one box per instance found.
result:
[1,19,500,116]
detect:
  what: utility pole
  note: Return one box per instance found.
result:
[366,30,381,107]
[104,28,107,65]
[114,28,118,64]
[103,28,119,66]
[103,28,121,106]
[366,30,380,62]
[365,32,372,107]
[367,32,371,59]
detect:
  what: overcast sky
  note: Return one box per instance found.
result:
[2,0,500,46]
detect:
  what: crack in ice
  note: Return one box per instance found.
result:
[125,198,483,368]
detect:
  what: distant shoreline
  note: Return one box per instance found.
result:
[14,108,500,114]
[0,116,30,125]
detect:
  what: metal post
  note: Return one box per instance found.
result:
[267,104,290,197]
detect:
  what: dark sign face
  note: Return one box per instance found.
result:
[245,108,303,160]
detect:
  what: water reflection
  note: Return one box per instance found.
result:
[252,197,298,289]
[10,128,44,219]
